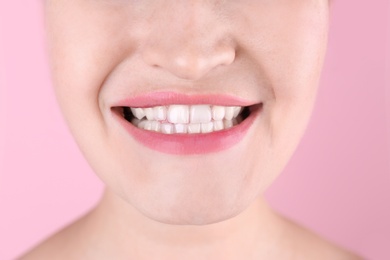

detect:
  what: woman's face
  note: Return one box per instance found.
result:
[44,0,329,225]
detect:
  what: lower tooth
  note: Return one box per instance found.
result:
[138,120,146,129]
[144,121,153,131]
[175,124,187,134]
[131,118,140,126]
[188,123,201,134]
[214,121,224,131]
[201,122,213,133]
[133,120,237,133]
[161,123,173,134]
[224,120,233,129]
[151,121,160,132]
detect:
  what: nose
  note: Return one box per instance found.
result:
[141,2,236,81]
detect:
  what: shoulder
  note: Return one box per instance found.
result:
[276,214,364,260]
[18,228,76,260]
[18,235,67,260]
[17,215,90,260]
[293,230,364,260]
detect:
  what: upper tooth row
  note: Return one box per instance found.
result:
[130,105,242,124]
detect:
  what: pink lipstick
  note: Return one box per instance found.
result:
[111,92,262,155]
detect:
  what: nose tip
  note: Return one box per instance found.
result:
[142,42,236,81]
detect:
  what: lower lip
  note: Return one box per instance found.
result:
[112,106,261,155]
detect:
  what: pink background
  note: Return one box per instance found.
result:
[1,1,389,259]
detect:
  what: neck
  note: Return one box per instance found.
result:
[82,188,285,259]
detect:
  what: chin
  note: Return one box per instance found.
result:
[143,207,243,226]
[127,188,254,226]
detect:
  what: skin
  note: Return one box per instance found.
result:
[21,0,362,259]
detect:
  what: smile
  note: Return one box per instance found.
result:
[111,92,262,154]
[123,104,250,134]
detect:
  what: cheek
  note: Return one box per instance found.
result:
[45,1,140,114]
[43,2,136,185]
[238,1,329,177]
[261,6,328,101]
[44,1,139,152]
[231,0,328,114]
[272,15,328,133]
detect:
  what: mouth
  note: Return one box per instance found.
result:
[117,104,254,134]
[110,92,262,154]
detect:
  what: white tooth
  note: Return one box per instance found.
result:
[201,122,213,133]
[214,121,224,131]
[167,105,189,124]
[161,123,173,134]
[224,120,233,129]
[145,108,154,120]
[174,124,187,133]
[190,105,212,123]
[233,106,242,118]
[225,107,235,120]
[233,118,239,126]
[153,106,167,121]
[131,108,146,119]
[212,106,225,121]
[144,121,153,131]
[138,120,146,129]
[150,121,160,132]
[131,118,140,126]
[188,123,201,133]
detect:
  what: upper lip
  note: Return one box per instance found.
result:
[111,91,261,108]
